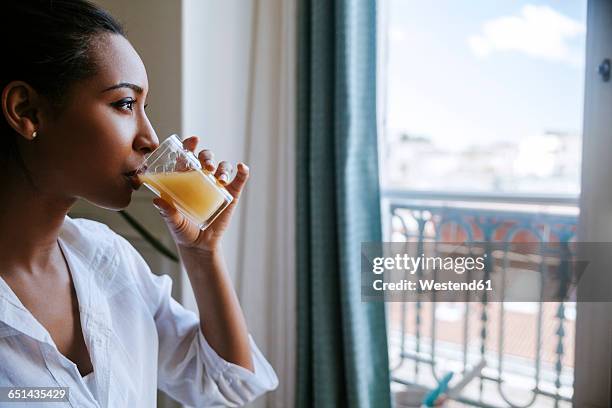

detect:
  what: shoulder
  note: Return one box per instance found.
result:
[64,216,115,242]
[62,216,146,287]
[63,215,138,256]
[69,216,114,234]
[63,215,172,311]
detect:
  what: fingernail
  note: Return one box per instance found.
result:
[219,174,229,183]
[205,160,214,168]
[240,163,249,172]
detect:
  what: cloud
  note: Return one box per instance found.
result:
[468,5,585,66]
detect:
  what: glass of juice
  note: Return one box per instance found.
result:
[136,134,234,230]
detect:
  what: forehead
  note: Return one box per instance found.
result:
[88,33,148,93]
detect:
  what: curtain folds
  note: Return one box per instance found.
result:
[235,0,297,407]
[296,1,392,407]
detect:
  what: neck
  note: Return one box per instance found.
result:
[0,165,76,274]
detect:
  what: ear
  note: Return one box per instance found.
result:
[1,81,43,141]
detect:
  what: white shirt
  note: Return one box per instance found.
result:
[0,216,278,407]
[83,371,96,400]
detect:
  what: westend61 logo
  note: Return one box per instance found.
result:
[361,242,601,302]
[369,252,492,295]
[372,253,486,275]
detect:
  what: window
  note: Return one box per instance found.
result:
[378,1,587,406]
[380,1,586,196]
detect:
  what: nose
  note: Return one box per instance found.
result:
[134,114,159,155]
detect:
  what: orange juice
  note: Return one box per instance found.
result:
[139,170,228,225]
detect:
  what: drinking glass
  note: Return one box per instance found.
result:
[136,134,233,230]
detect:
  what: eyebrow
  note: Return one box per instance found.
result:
[102,82,144,94]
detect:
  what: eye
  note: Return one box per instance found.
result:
[113,98,137,112]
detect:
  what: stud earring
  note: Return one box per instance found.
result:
[32,131,37,139]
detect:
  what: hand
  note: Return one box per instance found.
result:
[151,136,249,252]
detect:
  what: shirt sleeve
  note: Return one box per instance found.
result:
[115,234,279,407]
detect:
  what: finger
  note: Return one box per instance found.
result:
[182,136,199,153]
[152,196,191,235]
[175,155,190,172]
[225,162,249,198]
[198,149,215,172]
[214,161,233,185]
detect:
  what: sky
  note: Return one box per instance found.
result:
[384,0,588,150]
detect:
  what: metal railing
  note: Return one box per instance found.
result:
[382,190,577,407]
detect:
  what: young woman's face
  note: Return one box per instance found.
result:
[27,33,159,210]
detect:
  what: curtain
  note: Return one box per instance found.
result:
[234,0,297,407]
[296,1,392,407]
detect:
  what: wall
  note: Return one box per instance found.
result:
[575,0,612,406]
[180,0,255,312]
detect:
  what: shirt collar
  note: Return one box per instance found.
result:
[0,215,117,407]
[0,215,116,343]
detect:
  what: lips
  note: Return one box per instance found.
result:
[124,170,143,190]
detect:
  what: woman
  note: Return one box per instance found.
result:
[0,1,278,407]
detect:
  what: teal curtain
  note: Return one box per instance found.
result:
[296,0,391,407]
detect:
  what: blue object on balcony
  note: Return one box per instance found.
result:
[422,371,453,406]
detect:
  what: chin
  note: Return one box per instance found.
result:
[112,192,134,211]
[83,186,134,211]
[85,197,132,212]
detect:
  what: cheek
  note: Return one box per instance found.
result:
[48,106,135,188]
[62,106,133,160]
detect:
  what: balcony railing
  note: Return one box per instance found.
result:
[381,190,578,408]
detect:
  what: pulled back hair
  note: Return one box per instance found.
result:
[0,0,125,181]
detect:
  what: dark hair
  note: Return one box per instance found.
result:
[0,0,125,183]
